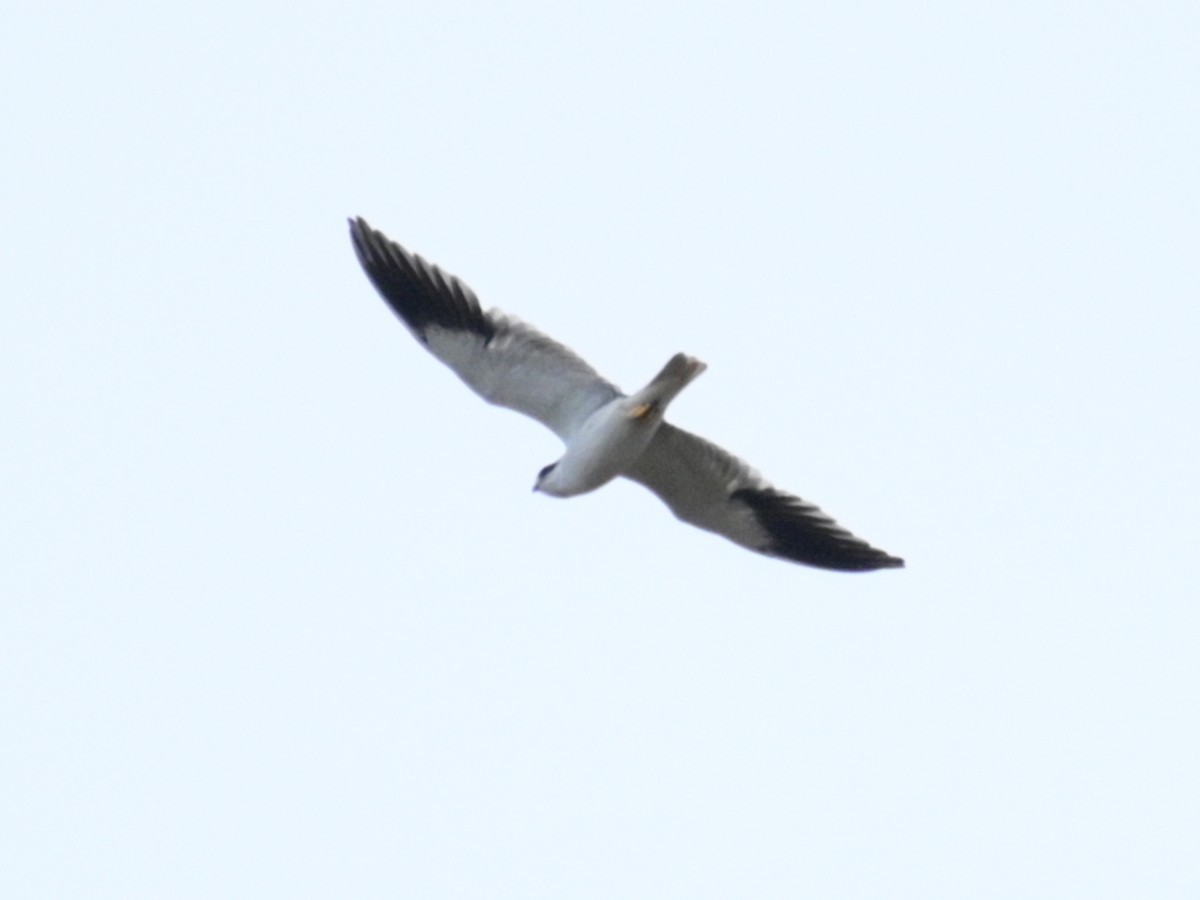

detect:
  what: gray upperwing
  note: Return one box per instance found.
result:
[350,217,621,440]
[624,423,904,572]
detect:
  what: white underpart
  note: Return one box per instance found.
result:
[536,353,707,497]
[535,397,660,497]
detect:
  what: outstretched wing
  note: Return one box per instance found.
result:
[624,424,904,572]
[350,218,621,440]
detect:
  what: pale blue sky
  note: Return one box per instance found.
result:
[3,2,1198,897]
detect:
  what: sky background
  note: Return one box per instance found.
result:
[3,1,1198,897]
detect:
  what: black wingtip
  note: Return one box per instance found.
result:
[732,486,905,573]
[349,217,495,344]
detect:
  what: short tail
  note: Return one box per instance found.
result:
[631,352,707,412]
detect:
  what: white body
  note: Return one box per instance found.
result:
[535,398,661,497]
[535,353,706,497]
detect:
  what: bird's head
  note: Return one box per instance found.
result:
[533,461,563,496]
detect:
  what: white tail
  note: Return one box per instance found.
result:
[630,353,707,414]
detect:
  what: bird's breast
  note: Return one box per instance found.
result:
[550,400,662,496]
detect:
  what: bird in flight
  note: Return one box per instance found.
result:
[349,218,903,572]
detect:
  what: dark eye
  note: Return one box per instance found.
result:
[538,463,557,480]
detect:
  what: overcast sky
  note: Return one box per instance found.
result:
[3,2,1198,897]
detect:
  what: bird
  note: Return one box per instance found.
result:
[349,217,903,572]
